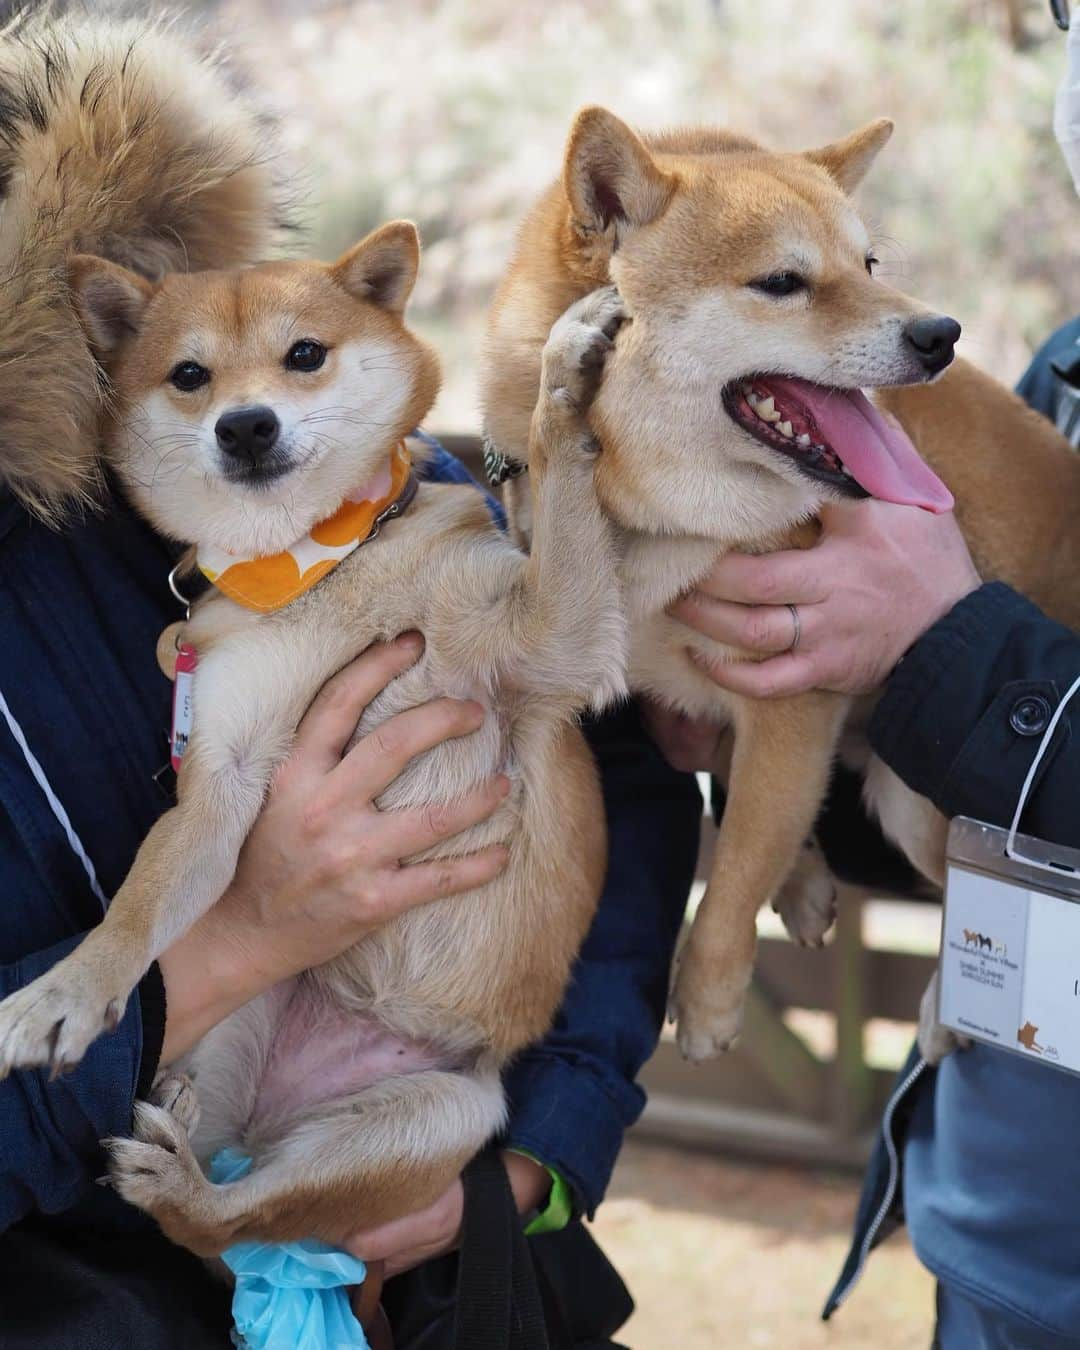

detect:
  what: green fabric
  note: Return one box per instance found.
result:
[509,1149,574,1237]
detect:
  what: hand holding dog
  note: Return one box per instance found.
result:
[347,1150,551,1279]
[667,499,981,702]
[158,633,510,1062]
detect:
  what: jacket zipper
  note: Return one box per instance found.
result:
[828,1054,929,1313]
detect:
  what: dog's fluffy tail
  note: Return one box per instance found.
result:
[0,7,288,520]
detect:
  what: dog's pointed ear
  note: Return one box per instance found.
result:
[804,118,894,193]
[564,106,674,234]
[69,255,154,356]
[332,221,421,313]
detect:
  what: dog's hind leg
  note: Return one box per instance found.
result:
[864,754,948,887]
[670,689,849,1062]
[772,835,838,948]
[108,1067,506,1258]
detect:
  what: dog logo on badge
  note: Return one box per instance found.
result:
[962,928,1005,955]
[1017,1021,1044,1053]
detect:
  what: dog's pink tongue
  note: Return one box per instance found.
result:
[765,377,954,513]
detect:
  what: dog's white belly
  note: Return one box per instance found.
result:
[187,977,462,1160]
[252,980,456,1132]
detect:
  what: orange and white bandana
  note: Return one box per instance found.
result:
[197,441,413,614]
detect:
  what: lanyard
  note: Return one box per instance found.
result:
[1005,672,1080,875]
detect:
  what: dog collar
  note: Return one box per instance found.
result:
[482,432,528,487]
[197,441,416,614]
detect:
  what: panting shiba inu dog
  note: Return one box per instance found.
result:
[483,107,1080,1062]
[0,217,628,1253]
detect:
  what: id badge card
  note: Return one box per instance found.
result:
[940,816,1080,1074]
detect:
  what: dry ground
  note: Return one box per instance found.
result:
[590,1139,933,1350]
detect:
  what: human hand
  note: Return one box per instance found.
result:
[346,1150,551,1279]
[158,633,510,1062]
[667,500,980,699]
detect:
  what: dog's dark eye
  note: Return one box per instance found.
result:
[285,339,327,373]
[750,272,806,298]
[169,361,210,392]
[865,254,880,276]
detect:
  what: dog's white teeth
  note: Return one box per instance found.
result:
[796,433,811,447]
[777,420,794,439]
[756,396,780,423]
[747,390,759,408]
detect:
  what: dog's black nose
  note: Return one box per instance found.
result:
[215,405,281,463]
[903,314,961,376]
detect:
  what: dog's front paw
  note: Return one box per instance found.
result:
[0,964,129,1079]
[668,943,750,1062]
[106,1101,205,1217]
[540,285,627,421]
[773,840,837,948]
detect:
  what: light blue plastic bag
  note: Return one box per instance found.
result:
[210,1147,370,1350]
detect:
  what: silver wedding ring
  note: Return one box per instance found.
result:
[786,603,801,653]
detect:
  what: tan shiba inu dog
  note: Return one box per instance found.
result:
[483,107,1080,1062]
[0,223,628,1254]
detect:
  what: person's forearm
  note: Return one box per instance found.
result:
[872,581,1080,848]
[156,886,279,1065]
[505,703,701,1215]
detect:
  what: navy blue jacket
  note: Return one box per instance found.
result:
[827,322,1080,1339]
[0,444,701,1232]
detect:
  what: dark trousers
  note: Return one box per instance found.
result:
[0,1214,631,1349]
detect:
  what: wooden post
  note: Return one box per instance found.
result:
[831,881,873,1137]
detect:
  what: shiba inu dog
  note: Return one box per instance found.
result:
[482,107,1080,1062]
[0,220,628,1253]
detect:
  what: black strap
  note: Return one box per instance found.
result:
[453,1150,548,1350]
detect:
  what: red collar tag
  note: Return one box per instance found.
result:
[170,643,198,771]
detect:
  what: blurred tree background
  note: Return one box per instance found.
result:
[214,0,1080,430]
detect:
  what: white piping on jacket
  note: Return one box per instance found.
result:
[0,682,107,912]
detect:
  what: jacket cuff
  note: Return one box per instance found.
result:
[135,961,167,1099]
[5,934,145,1215]
[503,1051,644,1219]
[870,582,1045,808]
